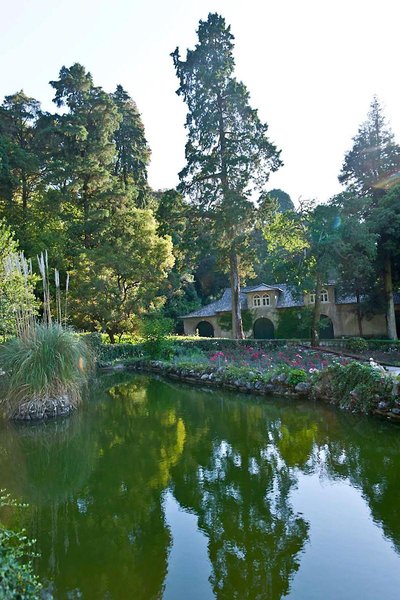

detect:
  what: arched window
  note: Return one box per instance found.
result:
[309,293,315,304]
[321,289,329,303]
[262,294,270,306]
[253,295,261,307]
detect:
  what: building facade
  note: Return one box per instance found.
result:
[181,283,399,339]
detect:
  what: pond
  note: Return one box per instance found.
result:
[0,373,400,599]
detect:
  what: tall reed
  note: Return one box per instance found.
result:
[1,251,92,419]
[3,252,35,339]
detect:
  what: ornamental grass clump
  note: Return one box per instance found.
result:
[0,251,93,420]
[0,323,93,419]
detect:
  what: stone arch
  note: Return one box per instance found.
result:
[196,320,214,338]
[253,318,275,339]
[319,314,334,339]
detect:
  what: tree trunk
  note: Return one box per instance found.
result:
[22,173,28,215]
[107,330,116,344]
[384,254,398,340]
[311,278,322,347]
[83,178,90,247]
[230,252,244,339]
[356,290,364,337]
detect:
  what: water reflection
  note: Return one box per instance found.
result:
[0,374,399,599]
[169,388,309,599]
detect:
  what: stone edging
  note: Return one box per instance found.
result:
[100,360,400,424]
[103,360,312,398]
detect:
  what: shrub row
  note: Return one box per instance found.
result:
[322,337,400,352]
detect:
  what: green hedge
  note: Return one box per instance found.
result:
[324,337,400,352]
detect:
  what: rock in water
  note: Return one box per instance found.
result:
[11,396,76,421]
[294,382,311,395]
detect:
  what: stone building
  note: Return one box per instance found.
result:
[181,283,400,339]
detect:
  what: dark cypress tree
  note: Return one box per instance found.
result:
[172,13,282,338]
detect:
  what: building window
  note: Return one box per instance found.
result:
[262,294,270,306]
[253,295,261,307]
[309,290,329,303]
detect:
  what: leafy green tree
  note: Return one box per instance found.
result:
[70,208,174,342]
[330,193,378,336]
[369,184,400,339]
[248,190,292,285]
[48,63,121,249]
[267,188,294,212]
[0,220,36,339]
[172,13,282,338]
[265,202,341,346]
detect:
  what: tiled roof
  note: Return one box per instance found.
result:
[180,283,303,318]
[180,288,247,319]
[246,284,283,293]
[275,284,304,308]
[335,291,400,305]
[180,284,400,319]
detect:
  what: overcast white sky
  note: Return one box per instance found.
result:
[2,0,400,204]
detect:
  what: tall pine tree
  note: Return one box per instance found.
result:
[339,97,400,338]
[172,13,282,338]
[112,85,151,207]
[339,97,400,196]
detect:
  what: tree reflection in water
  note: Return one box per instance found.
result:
[0,374,399,599]
[169,388,309,599]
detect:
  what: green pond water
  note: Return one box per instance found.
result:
[1,373,400,600]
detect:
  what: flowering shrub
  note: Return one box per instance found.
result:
[210,351,226,362]
[206,345,346,373]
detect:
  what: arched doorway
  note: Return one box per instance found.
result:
[319,314,334,339]
[196,321,214,337]
[253,318,275,339]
